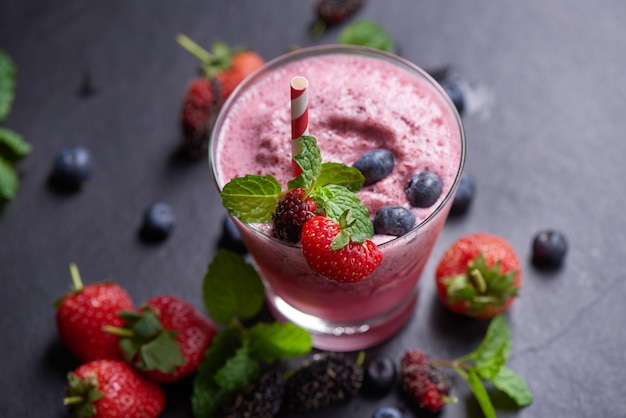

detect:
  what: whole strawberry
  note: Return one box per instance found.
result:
[272,188,317,243]
[435,233,521,319]
[214,49,265,102]
[301,215,383,283]
[180,77,218,157]
[56,263,134,362]
[110,295,218,383]
[64,359,165,418]
[401,349,452,413]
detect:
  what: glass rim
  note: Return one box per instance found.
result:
[209,44,466,250]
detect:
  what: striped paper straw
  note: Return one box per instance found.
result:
[290,76,309,176]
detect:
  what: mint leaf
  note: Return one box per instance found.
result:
[0,49,16,122]
[288,135,322,191]
[246,321,313,363]
[317,162,364,192]
[213,337,259,391]
[203,249,265,325]
[0,155,18,200]
[464,314,511,379]
[464,367,496,418]
[312,184,373,241]
[191,328,242,418]
[0,127,31,159]
[492,366,533,407]
[338,20,396,53]
[221,174,282,223]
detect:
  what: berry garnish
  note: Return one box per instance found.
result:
[219,215,247,254]
[435,233,521,319]
[401,349,452,413]
[283,352,364,412]
[50,146,93,190]
[373,206,415,237]
[450,171,476,216]
[405,171,443,208]
[352,149,395,186]
[140,202,175,242]
[271,187,317,243]
[531,229,568,268]
[301,215,383,283]
[439,77,465,115]
[363,356,398,397]
[372,406,404,418]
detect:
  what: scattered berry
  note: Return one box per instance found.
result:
[283,352,364,412]
[112,295,218,383]
[435,233,521,318]
[140,202,175,242]
[50,146,93,190]
[301,216,383,283]
[405,171,443,208]
[401,349,451,413]
[532,229,568,268]
[272,188,317,243]
[439,77,465,115]
[215,50,265,102]
[363,356,397,396]
[55,263,134,362]
[219,215,247,254]
[64,359,165,418]
[450,171,476,216]
[221,370,285,418]
[353,149,395,186]
[373,206,415,237]
[372,405,404,418]
[316,0,364,25]
[180,77,218,158]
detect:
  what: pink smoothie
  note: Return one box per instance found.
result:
[211,46,464,350]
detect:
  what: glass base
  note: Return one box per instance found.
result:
[265,287,418,352]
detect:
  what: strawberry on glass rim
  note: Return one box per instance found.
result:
[435,233,521,319]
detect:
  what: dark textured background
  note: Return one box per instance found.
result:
[1,1,625,417]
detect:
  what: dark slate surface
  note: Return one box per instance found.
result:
[1,1,625,417]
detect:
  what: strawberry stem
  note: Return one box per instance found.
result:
[69,263,83,292]
[469,267,487,293]
[176,33,213,64]
[63,395,84,406]
[102,325,134,338]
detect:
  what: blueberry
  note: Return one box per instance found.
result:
[219,215,247,254]
[373,206,415,237]
[363,356,397,396]
[372,406,403,418]
[532,230,568,269]
[450,171,476,216]
[405,171,443,208]
[50,146,93,190]
[353,149,395,186]
[439,77,465,115]
[140,202,175,242]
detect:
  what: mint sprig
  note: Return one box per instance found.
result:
[437,314,533,417]
[338,20,396,53]
[220,135,372,244]
[192,249,312,418]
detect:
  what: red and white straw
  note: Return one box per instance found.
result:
[290,76,309,176]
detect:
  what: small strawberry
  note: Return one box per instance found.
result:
[180,77,219,157]
[401,349,452,413]
[107,295,218,383]
[55,263,134,362]
[301,215,382,283]
[214,49,265,103]
[64,359,165,418]
[272,188,317,243]
[435,233,521,319]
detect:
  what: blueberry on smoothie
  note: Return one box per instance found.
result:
[372,406,404,418]
[373,206,415,237]
[50,146,93,190]
[363,356,398,396]
[140,202,175,242]
[450,171,476,216]
[353,149,395,186]
[439,77,465,115]
[532,229,568,268]
[405,171,443,208]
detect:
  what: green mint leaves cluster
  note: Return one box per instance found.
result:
[220,135,373,243]
[192,249,312,418]
[441,314,533,417]
[0,49,31,202]
[338,20,396,53]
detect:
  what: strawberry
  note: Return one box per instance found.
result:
[64,359,165,418]
[108,295,218,383]
[180,77,219,157]
[214,49,265,103]
[55,263,134,362]
[301,215,383,283]
[435,233,521,319]
[401,349,452,413]
[272,188,317,243]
